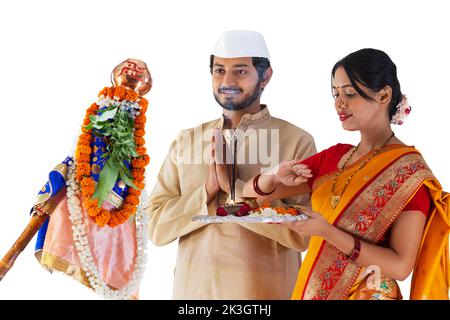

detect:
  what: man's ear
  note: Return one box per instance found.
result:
[261,67,273,89]
[378,85,392,106]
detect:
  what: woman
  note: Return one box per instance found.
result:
[242,48,449,300]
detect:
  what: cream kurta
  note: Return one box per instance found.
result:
[146,106,316,299]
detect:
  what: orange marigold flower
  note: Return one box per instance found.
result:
[81,177,95,197]
[79,133,92,144]
[119,209,129,218]
[261,202,271,209]
[134,180,145,190]
[76,144,89,154]
[81,125,91,132]
[275,207,287,214]
[77,162,91,174]
[114,86,127,100]
[139,98,148,107]
[107,215,119,227]
[125,194,139,206]
[136,146,147,156]
[80,176,95,188]
[86,110,97,119]
[286,208,298,215]
[139,99,148,112]
[76,163,91,182]
[77,144,91,155]
[134,122,145,130]
[116,217,125,226]
[76,174,84,183]
[99,87,109,97]
[85,106,98,118]
[75,152,90,163]
[131,168,145,180]
[107,87,115,98]
[128,188,141,197]
[135,114,146,124]
[134,129,145,137]
[125,90,139,101]
[118,213,128,223]
[131,158,145,168]
[87,206,101,218]
[83,117,94,125]
[142,154,150,165]
[133,179,145,188]
[89,102,98,110]
[84,198,99,209]
[123,204,137,215]
[134,136,145,146]
[95,210,111,227]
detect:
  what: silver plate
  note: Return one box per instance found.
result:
[192,214,309,224]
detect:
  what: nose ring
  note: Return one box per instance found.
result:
[338,100,346,109]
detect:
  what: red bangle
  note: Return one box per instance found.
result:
[348,237,361,261]
[253,173,276,196]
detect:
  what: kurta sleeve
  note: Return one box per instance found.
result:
[238,132,317,252]
[145,135,214,246]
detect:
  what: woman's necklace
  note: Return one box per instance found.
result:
[330,132,395,209]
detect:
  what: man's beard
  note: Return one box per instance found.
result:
[214,82,262,111]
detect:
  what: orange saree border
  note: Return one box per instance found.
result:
[292,145,439,300]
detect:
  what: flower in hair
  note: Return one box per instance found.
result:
[391,94,411,125]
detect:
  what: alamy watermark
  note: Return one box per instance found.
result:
[169,127,281,171]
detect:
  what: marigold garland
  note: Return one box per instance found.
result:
[75,86,150,227]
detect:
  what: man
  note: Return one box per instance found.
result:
[146,30,316,299]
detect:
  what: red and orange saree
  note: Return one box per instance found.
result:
[292,145,449,300]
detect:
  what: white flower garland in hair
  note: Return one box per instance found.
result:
[66,159,148,300]
[391,94,411,125]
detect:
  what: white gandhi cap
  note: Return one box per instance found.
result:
[211,30,270,61]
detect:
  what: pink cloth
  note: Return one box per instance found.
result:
[42,189,137,290]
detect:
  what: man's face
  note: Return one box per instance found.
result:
[212,57,262,111]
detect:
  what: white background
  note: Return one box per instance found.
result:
[0,0,449,299]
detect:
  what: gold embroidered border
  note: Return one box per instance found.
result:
[38,251,136,298]
[302,243,361,300]
[40,251,92,288]
[312,145,416,192]
[304,153,435,299]
[338,154,434,242]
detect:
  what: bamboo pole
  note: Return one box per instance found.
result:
[0,210,48,281]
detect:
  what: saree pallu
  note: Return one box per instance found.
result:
[291,144,449,300]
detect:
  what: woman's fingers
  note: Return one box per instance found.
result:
[292,175,308,184]
[293,164,311,172]
[300,208,320,218]
[298,172,313,178]
[280,220,305,233]
[292,164,312,177]
[293,163,308,170]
